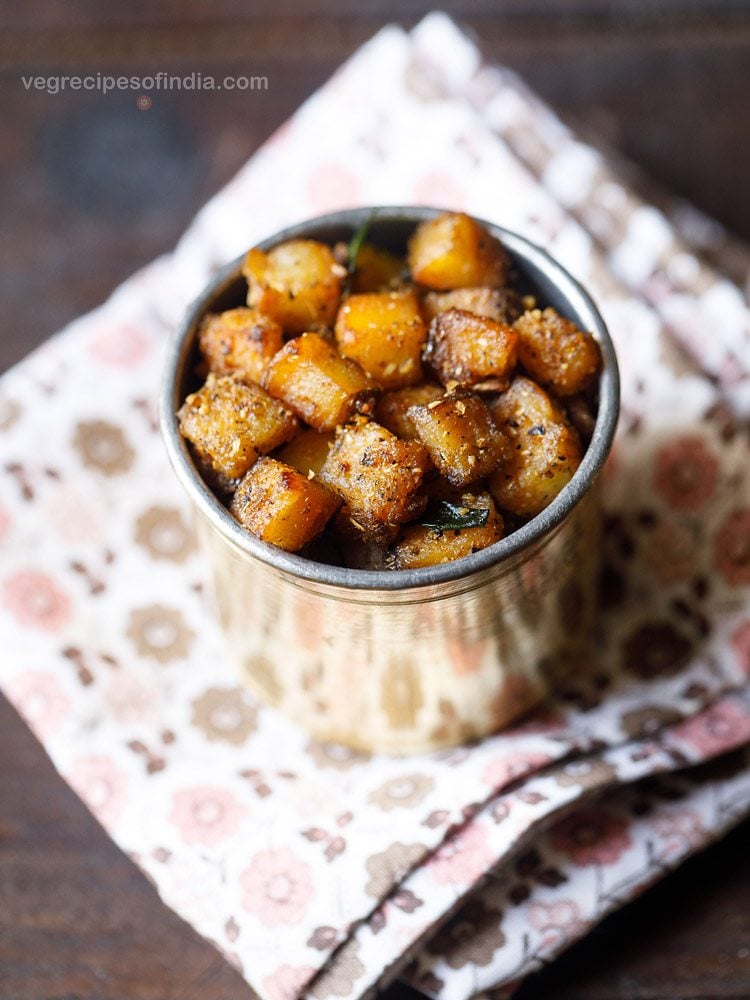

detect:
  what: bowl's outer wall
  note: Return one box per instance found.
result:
[161,207,619,753]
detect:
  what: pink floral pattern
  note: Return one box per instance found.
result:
[650,808,705,858]
[89,325,151,368]
[428,824,494,886]
[4,670,70,739]
[42,485,106,545]
[66,754,128,828]
[1,570,71,631]
[169,786,246,847]
[482,752,553,790]
[528,899,586,934]
[670,699,750,757]
[550,809,632,867]
[240,848,314,927]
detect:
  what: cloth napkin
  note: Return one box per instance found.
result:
[1,13,749,1000]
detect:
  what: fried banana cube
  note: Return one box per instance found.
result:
[231,457,341,552]
[198,307,284,383]
[376,383,444,440]
[514,307,601,397]
[408,389,506,486]
[424,308,518,388]
[389,489,503,569]
[276,427,334,478]
[408,212,510,290]
[319,418,431,535]
[263,332,376,431]
[335,289,426,388]
[488,376,582,518]
[350,244,405,293]
[178,373,298,481]
[422,286,523,325]
[243,239,346,334]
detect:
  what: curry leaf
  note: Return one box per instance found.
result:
[347,213,376,274]
[420,500,490,533]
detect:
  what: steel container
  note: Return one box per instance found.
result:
[161,207,619,754]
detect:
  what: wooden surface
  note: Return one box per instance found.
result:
[1,2,749,997]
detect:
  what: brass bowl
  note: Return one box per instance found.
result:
[161,207,619,754]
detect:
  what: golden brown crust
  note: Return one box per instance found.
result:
[488,376,582,518]
[408,389,506,487]
[408,212,510,290]
[389,489,503,569]
[335,289,426,389]
[243,239,346,334]
[178,373,298,481]
[263,332,377,431]
[376,383,444,441]
[514,307,602,397]
[198,307,283,383]
[319,418,431,537]
[276,427,334,478]
[349,244,405,293]
[231,457,341,551]
[424,308,518,388]
[421,286,523,325]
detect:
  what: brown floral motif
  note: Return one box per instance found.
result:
[364,841,427,899]
[642,519,698,585]
[713,509,750,587]
[367,773,434,811]
[73,419,135,476]
[125,604,194,664]
[309,939,365,1000]
[305,739,370,771]
[426,897,505,969]
[243,653,282,705]
[553,758,617,790]
[307,925,340,951]
[620,705,683,740]
[653,435,719,511]
[191,686,257,745]
[0,396,21,431]
[380,658,424,729]
[134,506,196,563]
[621,621,693,679]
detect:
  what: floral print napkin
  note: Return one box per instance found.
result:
[1,13,749,1000]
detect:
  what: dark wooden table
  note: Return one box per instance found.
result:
[1,3,749,997]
